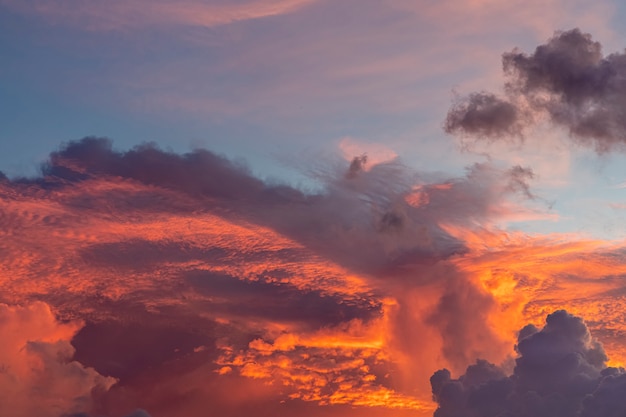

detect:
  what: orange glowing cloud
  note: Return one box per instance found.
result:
[1,138,626,416]
[215,299,436,411]
[441,225,626,368]
[0,302,116,417]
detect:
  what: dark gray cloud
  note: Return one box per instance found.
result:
[71,318,219,379]
[446,29,626,152]
[444,92,522,139]
[184,270,381,327]
[41,136,272,200]
[35,137,535,275]
[430,310,626,417]
[346,154,368,179]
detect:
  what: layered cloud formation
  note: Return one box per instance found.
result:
[2,137,520,415]
[1,136,626,416]
[2,22,626,417]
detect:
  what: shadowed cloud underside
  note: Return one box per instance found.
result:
[1,137,626,416]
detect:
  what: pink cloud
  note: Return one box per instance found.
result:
[1,0,317,31]
[0,302,116,417]
[2,138,626,415]
[339,137,398,170]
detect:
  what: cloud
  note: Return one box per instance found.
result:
[444,92,524,139]
[38,137,543,272]
[0,302,116,417]
[346,154,369,179]
[339,137,398,173]
[4,137,626,416]
[430,310,626,417]
[445,29,626,153]
[1,0,316,31]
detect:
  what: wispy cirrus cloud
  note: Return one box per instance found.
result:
[0,0,317,30]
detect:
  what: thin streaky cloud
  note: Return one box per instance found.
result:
[0,0,318,30]
[611,181,626,189]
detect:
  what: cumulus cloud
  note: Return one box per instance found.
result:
[446,29,626,152]
[430,310,626,417]
[0,302,116,417]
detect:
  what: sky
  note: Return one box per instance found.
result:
[2,1,626,416]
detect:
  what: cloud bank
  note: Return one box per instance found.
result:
[0,137,540,415]
[0,137,626,416]
[430,310,626,417]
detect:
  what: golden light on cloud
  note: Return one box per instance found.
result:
[443,225,626,368]
[1,137,626,416]
[4,0,626,413]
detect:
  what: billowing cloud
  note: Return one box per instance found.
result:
[3,0,626,415]
[446,29,626,153]
[0,302,115,417]
[2,138,626,416]
[445,92,524,139]
[430,310,626,417]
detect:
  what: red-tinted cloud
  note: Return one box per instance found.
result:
[0,302,115,417]
[1,138,626,416]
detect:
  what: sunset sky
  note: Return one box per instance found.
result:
[2,1,626,416]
